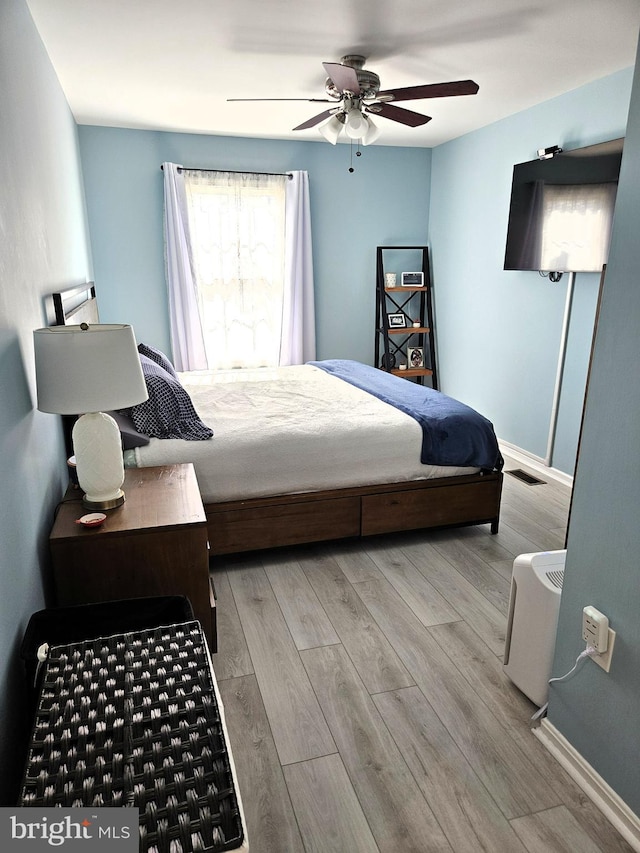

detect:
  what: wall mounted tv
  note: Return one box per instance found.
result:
[504,138,623,273]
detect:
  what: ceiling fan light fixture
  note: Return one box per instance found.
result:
[229,58,479,144]
[318,114,344,144]
[344,107,368,139]
[362,116,381,146]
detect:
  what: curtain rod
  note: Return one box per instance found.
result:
[160,165,292,179]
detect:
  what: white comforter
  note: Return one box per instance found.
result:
[129,364,478,503]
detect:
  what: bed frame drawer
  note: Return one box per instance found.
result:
[207,495,361,554]
[361,476,502,536]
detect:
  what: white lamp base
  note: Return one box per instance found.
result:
[72,411,125,510]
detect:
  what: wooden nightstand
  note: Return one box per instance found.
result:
[49,463,216,650]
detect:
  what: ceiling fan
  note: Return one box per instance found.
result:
[228,55,479,145]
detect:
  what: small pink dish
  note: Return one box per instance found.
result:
[76,512,107,528]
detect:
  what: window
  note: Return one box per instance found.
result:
[540,182,617,272]
[183,170,287,370]
[163,163,315,372]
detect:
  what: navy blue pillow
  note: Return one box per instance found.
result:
[137,342,178,379]
[129,355,213,441]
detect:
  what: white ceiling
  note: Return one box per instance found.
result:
[26,0,640,148]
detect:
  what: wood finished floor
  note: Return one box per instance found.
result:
[211,451,633,853]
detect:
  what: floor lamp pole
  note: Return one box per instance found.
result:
[545,271,576,467]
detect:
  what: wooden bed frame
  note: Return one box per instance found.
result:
[53,285,503,555]
[205,471,502,555]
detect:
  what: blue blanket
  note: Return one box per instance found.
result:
[309,360,503,471]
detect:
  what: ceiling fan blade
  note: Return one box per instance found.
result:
[292,109,337,131]
[368,103,431,127]
[227,97,333,103]
[322,61,361,95]
[376,79,479,102]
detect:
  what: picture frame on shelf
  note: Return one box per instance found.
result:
[387,313,406,328]
[408,346,424,369]
[401,271,424,287]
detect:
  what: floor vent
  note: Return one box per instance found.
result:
[506,468,547,486]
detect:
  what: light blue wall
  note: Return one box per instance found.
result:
[0,0,92,803]
[429,69,633,475]
[77,127,432,365]
[550,36,640,813]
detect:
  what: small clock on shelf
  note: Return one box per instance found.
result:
[401,271,424,287]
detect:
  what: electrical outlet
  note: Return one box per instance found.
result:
[591,628,616,672]
[582,606,609,652]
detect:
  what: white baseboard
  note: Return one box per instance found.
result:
[498,439,574,488]
[533,719,640,851]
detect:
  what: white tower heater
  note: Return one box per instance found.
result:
[503,550,566,706]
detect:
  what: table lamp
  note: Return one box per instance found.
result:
[34,323,148,510]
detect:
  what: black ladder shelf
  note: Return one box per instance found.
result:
[375,245,438,388]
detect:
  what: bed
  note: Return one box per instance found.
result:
[52,285,503,555]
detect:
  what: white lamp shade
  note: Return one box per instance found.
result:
[318,115,344,145]
[33,324,148,414]
[345,108,367,139]
[362,117,381,146]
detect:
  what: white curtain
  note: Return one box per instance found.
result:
[162,162,208,371]
[163,165,315,370]
[281,170,316,364]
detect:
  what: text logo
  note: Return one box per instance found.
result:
[0,809,137,851]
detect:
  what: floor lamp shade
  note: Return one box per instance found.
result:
[33,324,148,509]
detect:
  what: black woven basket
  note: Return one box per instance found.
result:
[19,622,244,852]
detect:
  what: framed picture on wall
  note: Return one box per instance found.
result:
[408,346,424,369]
[387,313,406,328]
